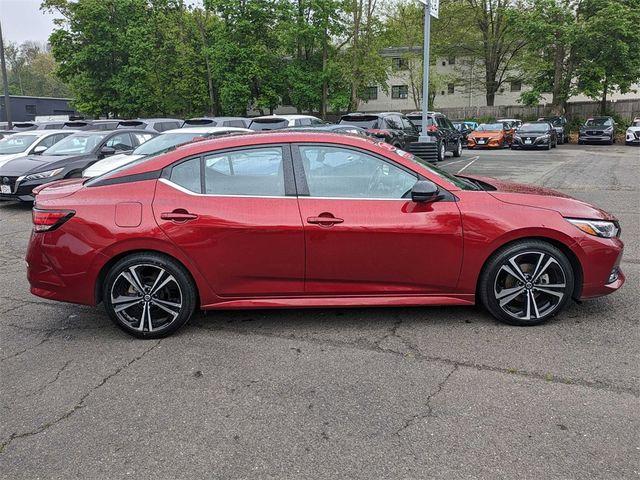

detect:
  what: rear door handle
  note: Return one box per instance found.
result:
[161,210,198,222]
[307,215,344,226]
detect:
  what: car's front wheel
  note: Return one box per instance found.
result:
[103,253,197,338]
[479,240,574,326]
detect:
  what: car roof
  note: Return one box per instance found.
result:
[251,114,319,120]
[3,129,74,136]
[164,126,252,134]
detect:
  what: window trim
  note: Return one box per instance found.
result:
[290,142,421,200]
[161,143,297,197]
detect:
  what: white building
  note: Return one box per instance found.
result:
[355,47,640,113]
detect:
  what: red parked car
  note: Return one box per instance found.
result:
[26,133,624,338]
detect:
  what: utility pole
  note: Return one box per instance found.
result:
[0,21,12,129]
[419,1,432,142]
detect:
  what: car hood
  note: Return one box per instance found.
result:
[83,153,143,177]
[627,126,640,131]
[461,174,616,221]
[470,131,502,135]
[0,154,92,176]
[0,152,26,168]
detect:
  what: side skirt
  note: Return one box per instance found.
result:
[201,294,475,310]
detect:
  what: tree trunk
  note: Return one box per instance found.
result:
[600,77,608,114]
[551,36,565,114]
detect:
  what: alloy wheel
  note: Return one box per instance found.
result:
[110,264,184,333]
[493,251,568,321]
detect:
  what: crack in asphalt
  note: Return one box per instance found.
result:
[0,340,161,455]
[0,330,57,362]
[394,365,459,436]
[21,360,72,399]
[190,322,639,397]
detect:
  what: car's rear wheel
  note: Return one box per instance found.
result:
[103,253,197,338]
[453,139,462,157]
[479,240,574,326]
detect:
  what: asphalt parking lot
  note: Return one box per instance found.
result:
[1,144,638,479]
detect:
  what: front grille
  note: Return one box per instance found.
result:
[587,130,603,135]
[0,176,18,194]
[407,142,438,162]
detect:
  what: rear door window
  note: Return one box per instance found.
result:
[106,133,135,151]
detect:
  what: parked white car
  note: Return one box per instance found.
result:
[248,114,324,131]
[0,130,77,168]
[625,117,640,145]
[83,126,252,177]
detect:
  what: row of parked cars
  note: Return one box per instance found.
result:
[1,112,637,202]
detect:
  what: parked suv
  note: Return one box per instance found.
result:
[406,111,464,161]
[339,112,418,149]
[538,116,568,143]
[579,117,616,145]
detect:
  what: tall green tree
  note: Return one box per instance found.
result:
[573,0,640,113]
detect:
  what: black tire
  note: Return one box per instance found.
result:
[552,137,557,148]
[437,141,446,161]
[452,140,462,157]
[479,240,574,326]
[103,253,197,338]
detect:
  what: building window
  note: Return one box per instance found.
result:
[391,85,409,99]
[448,55,456,65]
[448,83,455,94]
[510,80,522,92]
[363,86,378,101]
[25,104,37,115]
[391,57,408,71]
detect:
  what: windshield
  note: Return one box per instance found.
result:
[339,116,380,129]
[45,133,107,155]
[393,146,480,191]
[0,134,39,154]
[540,117,562,127]
[134,132,207,155]
[476,123,503,131]
[519,123,549,133]
[633,120,640,127]
[585,118,613,127]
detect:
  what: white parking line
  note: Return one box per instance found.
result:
[457,157,479,174]
[444,155,478,166]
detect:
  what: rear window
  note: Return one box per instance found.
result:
[222,120,247,128]
[183,119,216,127]
[339,115,380,129]
[249,119,289,131]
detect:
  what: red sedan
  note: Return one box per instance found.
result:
[26,132,624,338]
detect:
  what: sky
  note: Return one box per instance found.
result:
[1,0,62,45]
[1,0,205,45]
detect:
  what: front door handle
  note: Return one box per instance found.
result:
[307,214,344,226]
[161,209,198,222]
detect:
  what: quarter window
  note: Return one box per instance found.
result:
[204,147,285,196]
[170,158,201,193]
[298,145,417,199]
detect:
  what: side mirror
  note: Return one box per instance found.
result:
[32,145,47,155]
[100,146,116,156]
[411,180,441,203]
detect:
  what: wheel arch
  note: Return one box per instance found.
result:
[94,248,203,307]
[475,236,583,300]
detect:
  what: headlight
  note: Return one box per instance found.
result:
[22,168,65,182]
[566,218,619,238]
[513,135,522,141]
[538,135,549,141]
[604,126,614,133]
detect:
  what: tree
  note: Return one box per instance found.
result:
[573,0,640,113]
[4,41,69,97]
[460,0,527,106]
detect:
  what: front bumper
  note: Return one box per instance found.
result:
[625,132,640,144]
[511,137,550,149]
[578,235,625,300]
[0,176,60,202]
[579,133,613,143]
[467,138,503,148]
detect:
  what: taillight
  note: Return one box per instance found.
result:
[32,208,75,232]
[427,125,438,133]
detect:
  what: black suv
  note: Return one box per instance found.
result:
[579,116,616,145]
[538,116,568,143]
[406,111,464,161]
[339,112,418,149]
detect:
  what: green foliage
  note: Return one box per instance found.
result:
[4,41,70,97]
